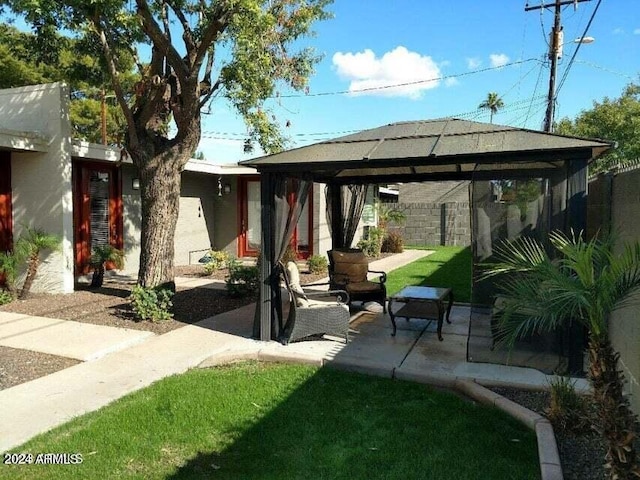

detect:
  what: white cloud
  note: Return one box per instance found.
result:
[634,28,640,35]
[466,57,482,70]
[489,53,509,68]
[445,77,459,87]
[332,46,442,99]
[612,27,624,35]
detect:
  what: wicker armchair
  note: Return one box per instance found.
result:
[327,249,387,312]
[280,261,350,345]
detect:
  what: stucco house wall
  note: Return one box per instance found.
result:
[0,83,74,293]
[601,167,640,415]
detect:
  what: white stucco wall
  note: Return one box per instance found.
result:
[1,83,74,293]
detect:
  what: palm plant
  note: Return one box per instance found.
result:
[15,226,61,299]
[478,92,504,123]
[484,231,640,479]
[0,250,19,296]
[89,244,125,288]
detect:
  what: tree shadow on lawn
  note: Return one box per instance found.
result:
[165,366,538,480]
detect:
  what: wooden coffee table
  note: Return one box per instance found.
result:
[388,286,453,341]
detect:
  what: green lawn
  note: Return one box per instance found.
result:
[3,362,538,480]
[386,246,473,302]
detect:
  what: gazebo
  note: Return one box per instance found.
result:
[241,118,613,372]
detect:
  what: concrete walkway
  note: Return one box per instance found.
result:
[0,249,582,455]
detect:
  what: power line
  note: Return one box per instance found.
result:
[556,0,602,96]
[274,58,540,98]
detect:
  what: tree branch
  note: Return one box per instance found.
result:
[160,2,173,76]
[91,17,138,149]
[166,0,195,55]
[193,3,231,70]
[135,0,189,83]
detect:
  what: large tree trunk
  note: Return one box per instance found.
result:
[135,152,184,290]
[588,337,640,479]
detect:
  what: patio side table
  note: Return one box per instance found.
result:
[388,286,453,341]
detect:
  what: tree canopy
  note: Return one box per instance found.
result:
[556,81,640,174]
[0,23,136,144]
[1,0,333,288]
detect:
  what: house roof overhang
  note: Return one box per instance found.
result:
[241,119,614,183]
[0,127,50,153]
[70,140,257,175]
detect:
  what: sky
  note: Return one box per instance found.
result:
[199,0,639,165]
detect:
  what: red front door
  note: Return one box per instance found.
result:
[0,152,12,286]
[237,177,313,259]
[72,161,123,275]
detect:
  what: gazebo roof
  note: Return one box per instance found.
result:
[241,118,614,184]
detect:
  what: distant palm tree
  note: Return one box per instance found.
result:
[484,231,640,479]
[478,92,504,123]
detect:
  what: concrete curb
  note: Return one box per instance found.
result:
[197,354,563,480]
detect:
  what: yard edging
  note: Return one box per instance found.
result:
[197,351,564,480]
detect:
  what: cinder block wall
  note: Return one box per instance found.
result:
[601,168,640,414]
[395,202,471,247]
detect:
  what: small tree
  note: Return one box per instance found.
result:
[0,250,19,296]
[484,231,640,479]
[89,244,125,288]
[15,227,61,299]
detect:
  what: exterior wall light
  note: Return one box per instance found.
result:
[132,178,140,190]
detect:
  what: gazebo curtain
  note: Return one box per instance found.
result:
[274,176,311,263]
[253,174,312,340]
[326,184,369,248]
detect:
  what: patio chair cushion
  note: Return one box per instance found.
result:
[330,250,368,284]
[285,261,309,307]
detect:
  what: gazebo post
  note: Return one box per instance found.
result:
[258,171,274,341]
[329,183,343,248]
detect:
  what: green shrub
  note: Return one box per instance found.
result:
[382,231,404,253]
[357,227,384,258]
[0,251,19,293]
[204,250,230,274]
[226,259,259,297]
[281,244,298,265]
[546,375,589,433]
[0,289,13,305]
[129,285,174,322]
[307,255,328,274]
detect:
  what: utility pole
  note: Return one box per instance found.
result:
[101,89,107,145]
[525,0,590,132]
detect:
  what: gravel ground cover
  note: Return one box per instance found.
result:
[492,386,607,480]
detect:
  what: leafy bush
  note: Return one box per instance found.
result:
[382,231,404,253]
[226,259,259,297]
[129,285,174,322]
[546,375,589,433]
[357,227,384,258]
[307,255,328,274]
[0,289,13,305]
[204,250,230,274]
[0,251,19,294]
[281,244,298,265]
[89,244,125,288]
